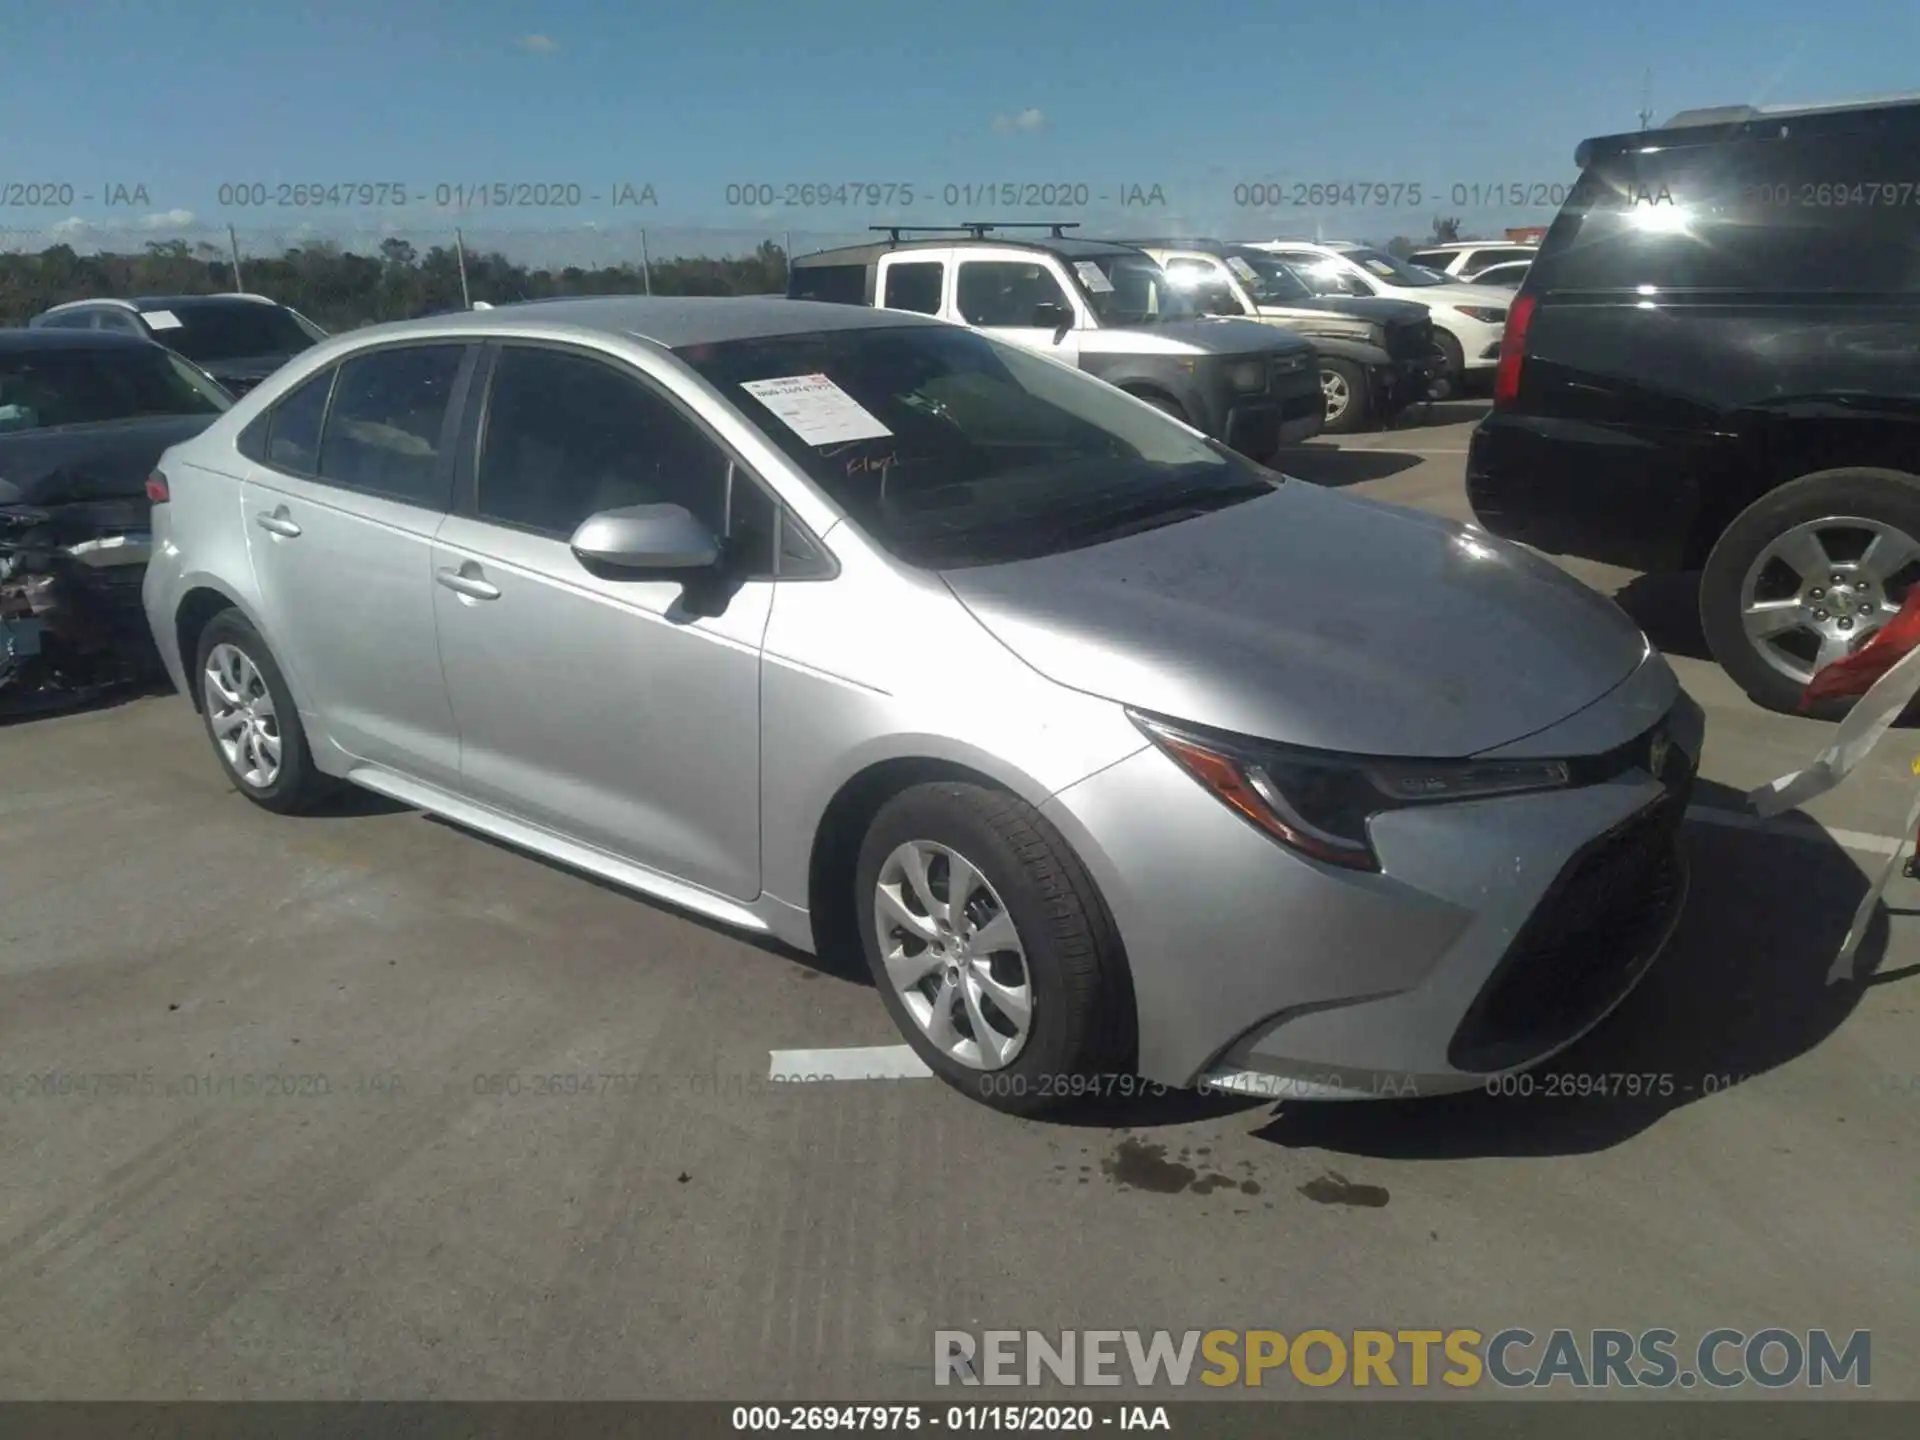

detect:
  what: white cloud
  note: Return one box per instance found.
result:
[515,33,560,54]
[991,107,1048,136]
[139,208,197,231]
[48,216,95,237]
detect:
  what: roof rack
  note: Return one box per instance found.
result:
[866,224,981,243]
[955,220,1082,239]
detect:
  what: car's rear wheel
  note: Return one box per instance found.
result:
[194,610,337,813]
[1427,331,1465,400]
[854,781,1132,1115]
[1700,467,1920,718]
[1318,358,1372,434]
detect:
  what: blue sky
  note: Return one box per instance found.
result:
[4,0,1918,259]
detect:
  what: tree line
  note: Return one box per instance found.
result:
[0,237,793,330]
[0,218,1479,330]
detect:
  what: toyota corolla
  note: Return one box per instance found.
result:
[141,296,1702,1113]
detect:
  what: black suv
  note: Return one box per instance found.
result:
[31,294,327,397]
[1467,94,1920,716]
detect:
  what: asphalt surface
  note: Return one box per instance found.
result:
[1,399,1916,1401]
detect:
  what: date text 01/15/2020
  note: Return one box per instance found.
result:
[729,1405,1171,1431]
[1231,180,1575,209]
[3,181,152,207]
[720,182,1170,209]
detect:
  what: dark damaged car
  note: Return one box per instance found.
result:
[1,330,231,711]
[31,293,326,396]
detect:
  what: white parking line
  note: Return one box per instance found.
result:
[768,1045,932,1082]
[1685,803,1907,857]
[768,808,1911,1084]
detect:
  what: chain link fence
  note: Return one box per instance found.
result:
[0,224,887,329]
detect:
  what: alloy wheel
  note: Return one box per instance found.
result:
[872,839,1033,1069]
[1738,515,1920,685]
[204,642,283,788]
[1320,367,1351,425]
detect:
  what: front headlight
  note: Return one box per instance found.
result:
[1131,711,1571,871]
[1226,359,1268,393]
[1454,305,1508,324]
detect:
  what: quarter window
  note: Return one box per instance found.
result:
[881,261,945,315]
[264,369,335,474]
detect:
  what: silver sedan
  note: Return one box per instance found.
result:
[142,296,1702,1113]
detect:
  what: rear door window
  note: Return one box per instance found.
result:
[1539,129,1920,292]
[880,260,945,315]
[313,344,465,508]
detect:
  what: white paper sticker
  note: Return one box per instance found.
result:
[739,374,892,446]
[1227,256,1258,281]
[1074,261,1115,293]
[142,309,183,331]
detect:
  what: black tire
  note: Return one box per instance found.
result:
[1700,467,1920,719]
[1428,331,1465,400]
[1318,358,1373,435]
[193,610,338,813]
[854,781,1133,1116]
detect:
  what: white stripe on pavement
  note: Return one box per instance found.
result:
[768,1046,932,1082]
[1684,803,1906,857]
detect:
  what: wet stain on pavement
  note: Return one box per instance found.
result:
[1297,1171,1390,1208]
[1101,1137,1242,1195]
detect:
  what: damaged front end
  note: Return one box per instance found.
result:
[1,496,160,715]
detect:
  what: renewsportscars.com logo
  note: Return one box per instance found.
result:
[934,1328,1872,1390]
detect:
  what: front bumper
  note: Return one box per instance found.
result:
[1041,659,1703,1097]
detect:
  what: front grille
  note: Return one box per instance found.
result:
[1386,319,1436,363]
[1447,777,1691,1074]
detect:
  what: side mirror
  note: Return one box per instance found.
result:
[1031,300,1074,338]
[570,503,719,571]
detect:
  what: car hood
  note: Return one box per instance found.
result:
[1282,296,1430,325]
[1095,316,1315,357]
[939,483,1649,757]
[1406,280,1514,309]
[0,414,217,506]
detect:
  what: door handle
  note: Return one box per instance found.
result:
[255,509,302,538]
[436,566,501,601]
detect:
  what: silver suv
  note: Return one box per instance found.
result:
[142,296,1701,1112]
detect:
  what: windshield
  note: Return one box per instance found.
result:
[1339,247,1445,287]
[149,303,327,364]
[678,324,1275,568]
[1068,252,1203,325]
[0,345,232,432]
[1223,250,1316,304]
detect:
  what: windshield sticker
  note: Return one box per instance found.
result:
[1074,261,1115,293]
[143,309,183,330]
[739,374,893,446]
[1226,256,1258,281]
[1362,259,1396,277]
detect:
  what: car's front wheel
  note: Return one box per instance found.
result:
[854,781,1132,1115]
[194,610,337,813]
[1427,331,1465,400]
[1318,358,1372,434]
[1700,467,1920,717]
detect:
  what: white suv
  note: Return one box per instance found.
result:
[1249,241,1513,397]
[1406,241,1540,280]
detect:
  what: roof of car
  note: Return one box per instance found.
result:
[347,295,940,349]
[1580,92,1920,166]
[0,327,158,353]
[37,293,286,316]
[791,234,1144,268]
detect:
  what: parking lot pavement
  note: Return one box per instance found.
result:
[1,410,1916,1400]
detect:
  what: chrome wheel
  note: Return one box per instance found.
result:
[872,839,1032,1070]
[1320,366,1352,425]
[1739,516,1920,685]
[204,642,282,789]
